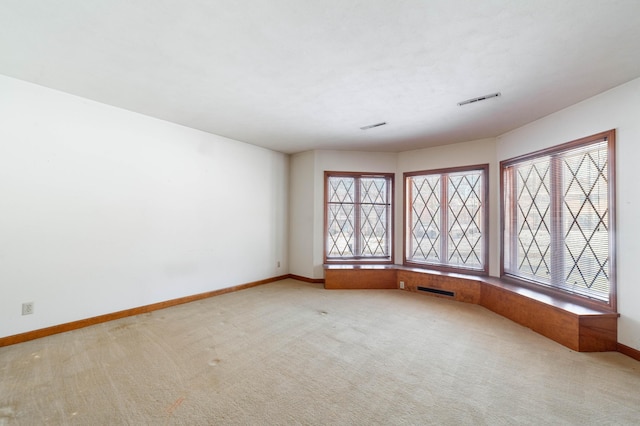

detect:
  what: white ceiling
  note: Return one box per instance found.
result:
[2,1,640,154]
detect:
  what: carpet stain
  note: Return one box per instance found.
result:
[110,323,133,332]
[166,397,185,416]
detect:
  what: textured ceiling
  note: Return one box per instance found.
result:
[2,0,640,154]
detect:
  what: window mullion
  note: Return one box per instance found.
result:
[385,180,391,257]
[354,177,362,257]
[550,155,564,287]
[406,177,413,259]
[441,174,448,263]
[508,168,518,273]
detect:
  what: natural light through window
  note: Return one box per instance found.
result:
[405,165,488,273]
[502,130,615,306]
[325,172,393,262]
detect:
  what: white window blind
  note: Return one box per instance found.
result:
[502,131,614,305]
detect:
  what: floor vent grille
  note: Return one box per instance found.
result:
[417,286,455,297]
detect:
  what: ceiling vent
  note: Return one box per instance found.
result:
[360,122,387,130]
[457,92,501,106]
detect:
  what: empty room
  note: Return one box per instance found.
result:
[2,1,640,424]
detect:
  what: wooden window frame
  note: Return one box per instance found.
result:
[324,171,394,264]
[404,164,489,275]
[500,129,617,311]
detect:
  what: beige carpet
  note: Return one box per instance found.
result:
[1,278,639,425]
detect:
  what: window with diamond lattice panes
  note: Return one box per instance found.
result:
[502,130,615,307]
[325,172,393,262]
[405,165,488,274]
[508,158,552,283]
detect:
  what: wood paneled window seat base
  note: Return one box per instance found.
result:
[323,264,618,352]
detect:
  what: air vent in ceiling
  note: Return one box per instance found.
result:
[457,92,501,106]
[360,122,387,130]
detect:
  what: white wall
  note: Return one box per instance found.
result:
[497,77,640,351]
[0,75,289,338]
[288,151,315,278]
[397,138,499,275]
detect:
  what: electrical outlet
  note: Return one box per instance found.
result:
[399,281,405,289]
[22,302,34,315]
[277,261,281,268]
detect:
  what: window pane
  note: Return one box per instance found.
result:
[409,175,441,263]
[361,204,388,256]
[561,142,609,300]
[328,177,354,204]
[327,177,355,257]
[360,177,390,257]
[515,158,551,282]
[327,203,354,257]
[447,171,483,267]
[361,177,387,205]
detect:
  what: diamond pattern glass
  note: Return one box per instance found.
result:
[562,142,609,299]
[503,135,612,304]
[327,177,355,257]
[447,172,483,267]
[326,175,391,259]
[409,175,441,262]
[407,167,486,271]
[515,159,551,282]
[360,178,389,256]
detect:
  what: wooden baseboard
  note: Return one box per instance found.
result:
[617,343,640,362]
[288,274,325,284]
[6,273,638,361]
[0,274,289,348]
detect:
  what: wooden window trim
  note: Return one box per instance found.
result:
[324,171,395,264]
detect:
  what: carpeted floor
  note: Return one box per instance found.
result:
[1,278,639,425]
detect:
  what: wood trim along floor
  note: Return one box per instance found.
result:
[0,274,289,348]
[2,274,636,363]
[617,343,640,362]
[288,274,326,284]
